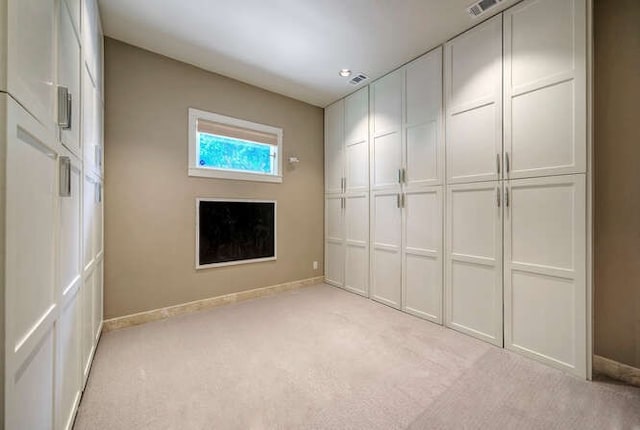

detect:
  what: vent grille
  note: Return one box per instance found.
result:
[467,0,502,18]
[349,73,368,85]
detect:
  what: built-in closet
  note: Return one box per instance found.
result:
[325,0,589,378]
[0,0,105,428]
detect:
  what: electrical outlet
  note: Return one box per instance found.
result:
[313,261,318,270]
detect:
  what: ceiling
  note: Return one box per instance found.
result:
[99,0,518,107]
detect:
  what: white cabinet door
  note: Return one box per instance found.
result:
[504,0,586,180]
[371,190,402,308]
[446,181,503,346]
[504,174,586,377]
[93,259,104,340]
[56,153,82,430]
[344,193,369,296]
[403,186,443,323]
[83,172,98,270]
[56,292,82,430]
[82,0,100,80]
[445,15,503,184]
[324,100,344,194]
[82,63,99,174]
[58,1,82,155]
[4,95,58,430]
[371,69,403,191]
[344,87,369,193]
[405,47,444,188]
[324,195,344,287]
[6,0,56,128]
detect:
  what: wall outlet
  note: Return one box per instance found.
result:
[313,261,318,270]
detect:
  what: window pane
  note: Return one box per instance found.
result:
[198,133,274,174]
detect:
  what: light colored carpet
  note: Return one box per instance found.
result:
[74,284,640,430]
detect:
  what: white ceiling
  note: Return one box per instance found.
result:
[99,0,518,107]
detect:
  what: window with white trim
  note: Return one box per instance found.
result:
[188,108,283,183]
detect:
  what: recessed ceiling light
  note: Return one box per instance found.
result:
[339,69,352,77]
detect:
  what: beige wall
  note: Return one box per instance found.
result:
[594,0,640,368]
[104,38,324,319]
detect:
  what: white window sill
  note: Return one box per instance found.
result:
[188,167,283,183]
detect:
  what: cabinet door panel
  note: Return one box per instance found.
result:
[504,0,586,178]
[324,101,344,193]
[6,98,57,351]
[405,47,443,186]
[504,175,586,377]
[58,1,82,154]
[371,192,402,308]
[324,195,344,287]
[83,174,96,269]
[403,187,443,323]
[81,270,95,381]
[60,161,82,297]
[7,329,55,430]
[57,293,82,430]
[372,132,402,190]
[7,0,56,128]
[446,182,503,346]
[445,15,502,184]
[344,88,369,192]
[345,193,369,296]
[93,260,104,339]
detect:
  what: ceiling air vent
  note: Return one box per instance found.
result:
[467,0,503,18]
[349,73,368,86]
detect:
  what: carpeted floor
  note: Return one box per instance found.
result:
[73,284,640,430]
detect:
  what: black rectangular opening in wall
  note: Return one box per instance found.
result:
[196,199,276,268]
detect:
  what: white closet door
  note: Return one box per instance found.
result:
[81,269,95,382]
[405,47,444,187]
[504,0,586,179]
[324,195,345,287]
[344,87,369,193]
[371,190,402,308]
[403,186,443,323]
[4,95,58,430]
[83,173,97,270]
[344,193,369,296]
[324,100,344,194]
[56,155,83,430]
[446,181,503,346]
[6,0,56,128]
[504,174,586,377]
[93,260,104,340]
[58,1,82,155]
[445,15,503,184]
[371,69,403,191]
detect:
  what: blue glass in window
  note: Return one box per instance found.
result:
[198,133,273,174]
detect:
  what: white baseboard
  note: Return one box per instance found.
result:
[593,355,640,387]
[103,276,324,332]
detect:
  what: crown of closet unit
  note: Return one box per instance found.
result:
[0,0,105,428]
[324,87,370,297]
[444,0,588,377]
[369,47,444,323]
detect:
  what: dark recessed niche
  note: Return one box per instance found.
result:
[197,199,276,268]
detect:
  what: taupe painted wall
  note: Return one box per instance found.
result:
[594,0,640,368]
[104,38,324,319]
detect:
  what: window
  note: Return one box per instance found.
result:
[188,108,283,183]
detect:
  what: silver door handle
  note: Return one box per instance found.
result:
[96,183,102,203]
[505,152,510,174]
[505,187,510,208]
[398,169,402,184]
[95,145,102,168]
[496,153,501,175]
[496,187,501,207]
[402,168,407,184]
[57,86,71,129]
[59,156,71,197]
[401,193,406,208]
[396,193,401,208]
